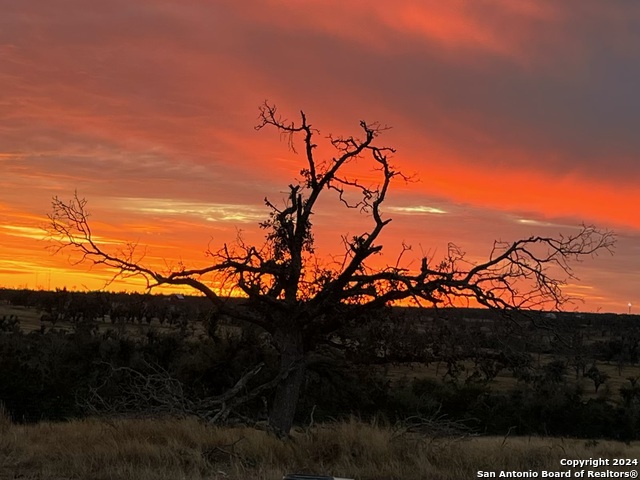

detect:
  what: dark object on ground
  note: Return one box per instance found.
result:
[283,475,354,480]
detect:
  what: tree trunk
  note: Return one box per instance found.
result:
[269,328,305,435]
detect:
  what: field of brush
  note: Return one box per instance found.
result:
[4,297,640,411]
[2,289,640,479]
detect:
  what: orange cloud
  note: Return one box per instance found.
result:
[0,0,637,312]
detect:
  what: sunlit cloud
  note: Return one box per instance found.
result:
[515,218,574,229]
[0,269,27,275]
[387,205,447,215]
[117,197,265,223]
[0,153,29,159]
[0,224,123,249]
[565,284,595,290]
[0,225,46,240]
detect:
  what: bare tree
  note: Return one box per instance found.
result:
[47,103,615,434]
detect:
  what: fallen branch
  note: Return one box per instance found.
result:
[79,359,301,425]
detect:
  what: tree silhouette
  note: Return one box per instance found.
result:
[47,103,615,434]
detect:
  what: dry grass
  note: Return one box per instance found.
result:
[0,415,639,480]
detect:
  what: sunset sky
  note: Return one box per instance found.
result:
[1,1,638,313]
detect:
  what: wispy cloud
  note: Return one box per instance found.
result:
[387,205,447,215]
[0,225,46,240]
[117,197,265,223]
[515,218,576,229]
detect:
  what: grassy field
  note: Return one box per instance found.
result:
[383,356,640,402]
[1,411,639,480]
[0,304,214,337]
[0,305,41,332]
